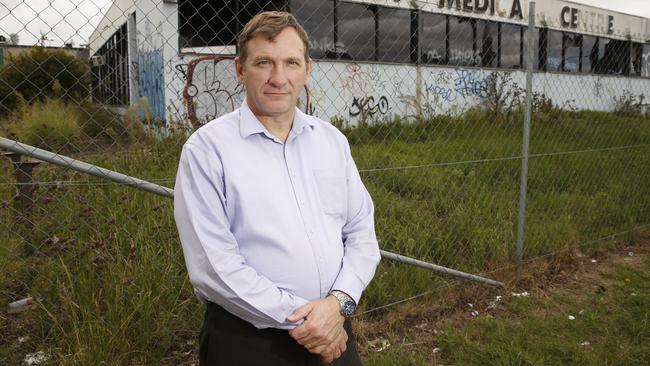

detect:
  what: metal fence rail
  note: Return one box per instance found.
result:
[0,135,505,288]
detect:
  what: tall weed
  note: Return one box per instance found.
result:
[13,98,82,152]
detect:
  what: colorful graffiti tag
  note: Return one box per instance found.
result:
[137,49,166,122]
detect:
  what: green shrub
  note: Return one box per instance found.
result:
[76,99,144,143]
[0,47,89,116]
[12,98,82,151]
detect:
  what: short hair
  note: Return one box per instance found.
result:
[237,11,310,63]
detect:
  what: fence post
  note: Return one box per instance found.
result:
[516,1,535,282]
[4,152,41,257]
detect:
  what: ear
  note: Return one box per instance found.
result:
[235,56,244,84]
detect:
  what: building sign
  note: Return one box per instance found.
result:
[349,0,648,41]
[559,5,613,34]
[535,0,649,41]
[437,0,523,20]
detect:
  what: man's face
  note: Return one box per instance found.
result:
[235,27,311,122]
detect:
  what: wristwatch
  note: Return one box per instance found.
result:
[330,290,356,317]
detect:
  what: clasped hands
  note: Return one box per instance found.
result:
[287,296,347,364]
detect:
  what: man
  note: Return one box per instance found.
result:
[174,11,380,366]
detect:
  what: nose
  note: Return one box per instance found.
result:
[267,63,288,89]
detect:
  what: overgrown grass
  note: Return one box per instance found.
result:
[1,109,649,364]
[0,97,152,154]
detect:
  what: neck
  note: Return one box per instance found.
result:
[255,111,296,143]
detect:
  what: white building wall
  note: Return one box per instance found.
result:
[93,0,650,125]
[167,58,650,126]
[88,0,138,54]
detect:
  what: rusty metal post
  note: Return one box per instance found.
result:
[4,152,41,256]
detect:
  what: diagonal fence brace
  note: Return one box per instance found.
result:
[0,136,505,288]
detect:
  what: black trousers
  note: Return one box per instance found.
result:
[200,302,362,366]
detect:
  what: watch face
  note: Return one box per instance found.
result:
[342,298,356,317]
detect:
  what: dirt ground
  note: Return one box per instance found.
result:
[354,232,650,360]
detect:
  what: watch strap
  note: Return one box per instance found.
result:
[330,290,356,317]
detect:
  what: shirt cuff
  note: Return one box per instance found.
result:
[273,295,310,330]
[330,269,366,305]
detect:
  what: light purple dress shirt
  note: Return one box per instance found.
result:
[174,101,381,330]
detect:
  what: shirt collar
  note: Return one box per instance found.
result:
[239,99,316,141]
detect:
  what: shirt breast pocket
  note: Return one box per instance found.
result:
[313,168,347,217]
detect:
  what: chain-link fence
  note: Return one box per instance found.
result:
[2,0,650,364]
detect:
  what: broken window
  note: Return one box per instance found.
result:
[477,20,498,68]
[91,22,129,105]
[448,16,475,67]
[501,23,522,69]
[581,35,597,73]
[563,32,581,72]
[337,2,375,61]
[642,44,650,78]
[594,38,630,75]
[178,0,288,54]
[290,0,334,59]
[420,13,447,65]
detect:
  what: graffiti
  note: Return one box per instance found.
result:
[134,20,166,123]
[564,61,579,72]
[341,63,367,93]
[305,88,325,117]
[425,69,489,103]
[174,56,244,128]
[365,65,385,90]
[431,70,453,85]
[425,83,456,102]
[594,77,603,98]
[176,56,312,127]
[448,49,478,65]
[137,49,166,122]
[341,63,386,94]
[349,96,389,117]
[423,48,445,64]
[547,57,562,70]
[453,69,488,98]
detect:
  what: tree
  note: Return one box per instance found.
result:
[0,47,89,115]
[9,33,19,45]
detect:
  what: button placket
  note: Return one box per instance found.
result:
[284,141,325,294]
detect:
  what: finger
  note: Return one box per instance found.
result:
[333,348,341,360]
[286,303,314,323]
[309,323,345,350]
[308,344,327,354]
[296,311,344,345]
[321,354,334,364]
[316,325,337,346]
[288,327,305,342]
[292,325,320,344]
[299,320,341,345]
